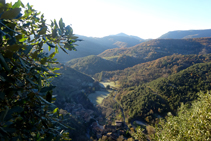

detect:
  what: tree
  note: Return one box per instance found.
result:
[106,85,110,89]
[0,0,80,140]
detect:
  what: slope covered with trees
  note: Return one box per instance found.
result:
[99,38,211,58]
[99,58,211,127]
[159,29,211,39]
[94,54,211,87]
[66,55,118,75]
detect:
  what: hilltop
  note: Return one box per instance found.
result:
[158,29,211,39]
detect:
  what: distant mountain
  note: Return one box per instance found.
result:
[99,38,211,59]
[159,29,211,39]
[113,32,143,40]
[43,34,144,63]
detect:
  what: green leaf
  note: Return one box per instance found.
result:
[7,37,16,45]
[49,52,56,58]
[6,106,23,120]
[54,19,58,29]
[38,75,41,91]
[52,29,57,38]
[69,35,78,39]
[53,108,58,114]
[43,36,47,41]
[55,46,59,53]
[59,18,64,32]
[50,20,54,27]
[48,46,51,51]
[0,75,6,82]
[0,53,10,72]
[38,96,52,105]
[31,51,38,59]
[23,23,30,27]
[46,42,55,48]
[19,36,28,42]
[20,1,24,8]
[65,25,73,35]
[26,77,37,86]
[38,26,47,35]
[12,0,21,8]
[40,86,56,93]
[0,127,9,136]
[19,58,27,68]
[1,8,21,19]
[64,43,74,51]
[0,106,9,122]
[40,57,47,65]
[0,91,5,99]
[24,45,33,55]
[60,47,68,54]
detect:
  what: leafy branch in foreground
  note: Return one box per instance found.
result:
[0,0,81,140]
[152,91,211,141]
[132,91,211,140]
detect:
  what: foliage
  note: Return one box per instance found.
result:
[101,61,211,124]
[0,0,79,140]
[152,91,211,140]
[123,62,211,121]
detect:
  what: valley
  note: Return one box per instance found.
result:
[51,31,211,140]
[2,1,211,141]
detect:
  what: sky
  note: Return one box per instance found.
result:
[7,0,211,39]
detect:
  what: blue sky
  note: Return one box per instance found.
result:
[8,0,211,39]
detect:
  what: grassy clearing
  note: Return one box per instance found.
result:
[102,56,119,61]
[100,80,120,88]
[88,91,110,105]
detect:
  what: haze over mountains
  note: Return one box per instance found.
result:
[43,33,144,63]
[44,29,211,63]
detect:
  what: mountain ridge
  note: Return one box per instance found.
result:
[158,29,211,39]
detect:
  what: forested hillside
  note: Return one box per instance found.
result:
[65,38,211,77]
[101,62,211,125]
[66,55,118,75]
[159,29,211,39]
[99,38,211,58]
[94,54,211,87]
